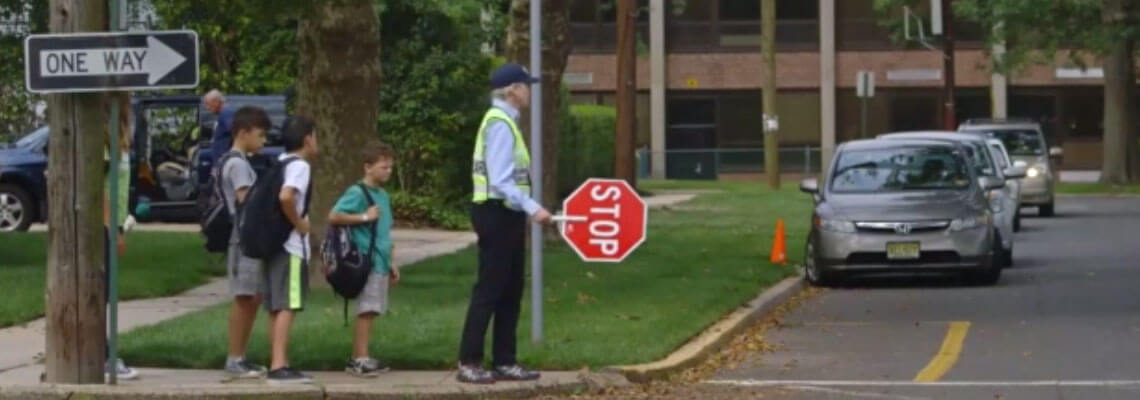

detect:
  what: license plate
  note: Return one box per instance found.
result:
[886,242,921,260]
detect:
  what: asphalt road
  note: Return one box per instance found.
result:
[693,196,1140,400]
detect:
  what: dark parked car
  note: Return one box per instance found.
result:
[0,94,288,232]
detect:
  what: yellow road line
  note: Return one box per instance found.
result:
[914,321,971,382]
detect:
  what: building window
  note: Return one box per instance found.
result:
[719,0,758,20]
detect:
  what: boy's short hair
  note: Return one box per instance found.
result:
[232,105,271,136]
[283,115,316,152]
[363,142,396,165]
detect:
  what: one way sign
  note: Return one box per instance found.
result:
[25,30,198,93]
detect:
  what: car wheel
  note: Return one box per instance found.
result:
[1013,211,1021,232]
[969,238,1003,285]
[1039,202,1055,217]
[0,184,34,232]
[803,238,841,287]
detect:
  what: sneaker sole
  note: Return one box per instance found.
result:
[267,378,313,386]
[493,375,540,382]
[226,371,266,379]
[345,367,387,378]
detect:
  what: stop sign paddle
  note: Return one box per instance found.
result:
[554,178,648,263]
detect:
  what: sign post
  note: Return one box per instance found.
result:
[856,70,875,138]
[557,179,648,263]
[27,11,198,382]
[529,0,544,343]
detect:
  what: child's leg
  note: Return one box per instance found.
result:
[271,310,294,370]
[353,272,390,360]
[353,313,377,359]
[228,295,260,358]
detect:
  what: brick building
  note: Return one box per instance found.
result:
[564,0,1113,178]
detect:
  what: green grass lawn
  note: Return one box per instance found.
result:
[119,181,811,371]
[0,232,223,328]
[1057,182,1140,195]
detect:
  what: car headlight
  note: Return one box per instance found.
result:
[1027,164,1049,179]
[815,217,856,233]
[950,214,990,231]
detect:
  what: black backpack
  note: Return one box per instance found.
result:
[321,184,378,324]
[239,156,311,259]
[200,151,243,253]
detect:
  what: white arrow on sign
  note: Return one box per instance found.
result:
[39,36,186,85]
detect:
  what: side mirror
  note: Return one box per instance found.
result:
[1049,146,1064,157]
[980,176,1005,191]
[1003,166,1027,180]
[799,178,819,194]
[1013,160,1028,168]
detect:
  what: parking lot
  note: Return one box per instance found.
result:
[701,196,1140,399]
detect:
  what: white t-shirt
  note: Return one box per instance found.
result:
[280,154,311,258]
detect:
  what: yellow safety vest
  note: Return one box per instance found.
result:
[472,107,531,210]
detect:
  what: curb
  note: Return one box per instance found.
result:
[1056,193,1140,198]
[604,275,805,383]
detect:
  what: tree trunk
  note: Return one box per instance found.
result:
[761,0,780,188]
[1099,0,1135,184]
[296,0,382,268]
[615,0,637,186]
[507,0,571,235]
[44,0,108,384]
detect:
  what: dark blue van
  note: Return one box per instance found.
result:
[0,94,287,232]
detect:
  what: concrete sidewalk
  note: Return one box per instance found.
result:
[0,368,593,399]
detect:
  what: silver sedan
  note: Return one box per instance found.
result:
[800,139,1003,286]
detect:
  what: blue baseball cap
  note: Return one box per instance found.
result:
[491,63,540,89]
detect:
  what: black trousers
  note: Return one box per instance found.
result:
[458,201,527,366]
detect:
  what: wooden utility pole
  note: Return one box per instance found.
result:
[761,0,780,188]
[615,0,637,184]
[941,0,956,130]
[44,0,109,384]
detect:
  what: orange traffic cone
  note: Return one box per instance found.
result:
[770,219,787,265]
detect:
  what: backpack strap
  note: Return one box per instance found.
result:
[356,183,379,260]
[215,151,243,216]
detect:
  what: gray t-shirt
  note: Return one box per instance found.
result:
[220,152,256,244]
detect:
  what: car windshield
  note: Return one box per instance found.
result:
[14,126,47,149]
[830,146,972,193]
[972,129,1044,156]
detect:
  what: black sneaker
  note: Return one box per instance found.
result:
[493,364,540,381]
[456,363,495,384]
[266,366,312,385]
[345,358,389,378]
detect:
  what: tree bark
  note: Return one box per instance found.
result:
[507,0,571,213]
[615,0,638,186]
[762,0,780,188]
[44,0,108,384]
[296,0,382,267]
[1099,0,1135,184]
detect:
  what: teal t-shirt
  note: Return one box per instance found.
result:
[333,182,393,274]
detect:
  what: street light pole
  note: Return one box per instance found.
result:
[529,0,544,343]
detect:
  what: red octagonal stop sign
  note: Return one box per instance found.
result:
[559,178,647,263]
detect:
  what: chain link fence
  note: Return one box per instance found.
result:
[637,146,824,180]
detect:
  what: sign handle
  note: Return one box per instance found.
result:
[551,214,588,223]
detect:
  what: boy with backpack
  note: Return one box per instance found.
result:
[324,142,399,378]
[253,115,319,385]
[212,105,272,378]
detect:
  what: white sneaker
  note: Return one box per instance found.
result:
[105,358,140,381]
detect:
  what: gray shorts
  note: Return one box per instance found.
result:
[263,251,309,313]
[226,243,265,297]
[357,272,389,316]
